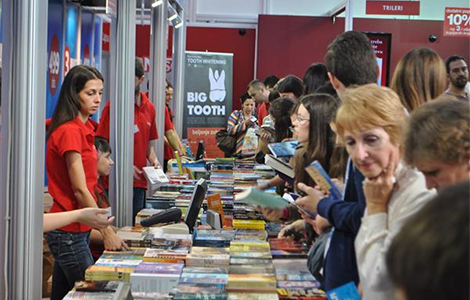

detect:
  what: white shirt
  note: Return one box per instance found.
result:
[355,163,437,300]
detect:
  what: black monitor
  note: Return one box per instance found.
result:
[195,140,205,161]
[184,178,208,232]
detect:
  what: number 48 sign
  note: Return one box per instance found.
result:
[444,7,470,37]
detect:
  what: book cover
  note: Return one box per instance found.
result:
[268,140,298,158]
[304,161,343,200]
[235,188,290,210]
[143,167,169,185]
[264,154,295,178]
[206,194,228,227]
[326,282,361,300]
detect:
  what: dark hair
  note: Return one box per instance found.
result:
[47,65,104,139]
[263,75,280,89]
[268,90,281,103]
[293,93,346,187]
[166,79,173,89]
[325,31,378,87]
[315,82,338,97]
[275,75,304,99]
[445,55,466,73]
[386,181,470,300]
[303,63,329,95]
[95,136,111,154]
[135,57,145,78]
[240,92,253,104]
[269,97,295,142]
[247,79,265,92]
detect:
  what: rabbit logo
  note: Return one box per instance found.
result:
[208,68,226,102]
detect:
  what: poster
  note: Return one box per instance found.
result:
[93,15,102,70]
[46,0,64,119]
[444,7,470,37]
[365,32,392,87]
[183,52,233,158]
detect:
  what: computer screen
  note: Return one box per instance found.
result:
[184,178,208,232]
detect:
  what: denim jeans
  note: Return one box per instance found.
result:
[133,187,147,224]
[47,230,94,300]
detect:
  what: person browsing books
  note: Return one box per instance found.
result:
[46,65,126,300]
[299,84,436,300]
[403,99,470,190]
[226,93,258,156]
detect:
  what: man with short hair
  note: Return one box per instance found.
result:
[96,58,161,222]
[298,31,378,291]
[247,80,270,125]
[444,55,469,101]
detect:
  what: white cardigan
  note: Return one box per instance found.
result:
[355,163,436,300]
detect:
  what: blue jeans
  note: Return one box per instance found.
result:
[133,187,147,224]
[47,230,94,300]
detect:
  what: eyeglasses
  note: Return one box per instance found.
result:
[296,114,310,125]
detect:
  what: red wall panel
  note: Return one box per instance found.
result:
[257,15,470,84]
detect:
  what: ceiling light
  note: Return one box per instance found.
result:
[151,0,163,8]
[167,6,178,21]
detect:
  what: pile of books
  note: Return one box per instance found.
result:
[275,268,326,300]
[116,226,152,247]
[63,281,132,300]
[269,238,309,259]
[193,229,235,247]
[232,219,266,230]
[85,254,142,282]
[185,246,230,268]
[130,262,184,293]
[171,267,229,299]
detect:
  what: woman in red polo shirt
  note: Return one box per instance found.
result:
[46,65,126,300]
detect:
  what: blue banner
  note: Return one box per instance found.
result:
[65,3,79,75]
[81,9,93,66]
[46,0,64,119]
[93,15,102,71]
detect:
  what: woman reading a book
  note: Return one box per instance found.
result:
[227,94,258,156]
[324,84,435,299]
[46,65,126,299]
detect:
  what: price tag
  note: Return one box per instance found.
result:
[444,7,470,37]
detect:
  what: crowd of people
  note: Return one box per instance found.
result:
[43,30,469,300]
[225,31,469,300]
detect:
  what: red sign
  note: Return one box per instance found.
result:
[187,127,224,158]
[102,22,110,52]
[366,1,420,15]
[48,35,60,96]
[444,7,470,37]
[64,46,71,76]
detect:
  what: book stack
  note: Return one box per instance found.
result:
[275,268,325,300]
[185,246,230,268]
[193,229,235,247]
[147,191,180,209]
[130,262,184,293]
[142,247,189,264]
[227,241,278,298]
[63,281,132,300]
[269,238,309,259]
[234,229,268,242]
[171,267,229,299]
[116,226,152,248]
[88,253,142,281]
[232,219,266,230]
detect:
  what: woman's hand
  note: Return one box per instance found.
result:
[77,208,114,229]
[277,219,305,239]
[296,183,327,213]
[101,227,130,251]
[363,152,398,215]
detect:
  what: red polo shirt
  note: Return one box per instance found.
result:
[46,117,98,232]
[164,105,175,160]
[257,102,270,126]
[96,93,159,189]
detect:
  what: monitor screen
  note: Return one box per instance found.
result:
[184,178,208,232]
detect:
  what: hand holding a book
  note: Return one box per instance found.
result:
[296,182,327,213]
[363,152,397,215]
[304,215,331,235]
[77,208,115,229]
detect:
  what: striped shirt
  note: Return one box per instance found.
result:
[227,110,256,155]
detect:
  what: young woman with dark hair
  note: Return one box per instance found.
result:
[302,63,329,95]
[46,65,127,299]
